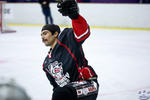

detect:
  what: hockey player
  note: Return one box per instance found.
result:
[41,0,99,100]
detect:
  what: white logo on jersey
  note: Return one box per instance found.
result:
[47,61,70,87]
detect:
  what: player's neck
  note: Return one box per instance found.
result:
[51,39,57,49]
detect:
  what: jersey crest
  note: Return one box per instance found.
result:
[46,61,70,87]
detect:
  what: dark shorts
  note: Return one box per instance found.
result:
[52,80,99,100]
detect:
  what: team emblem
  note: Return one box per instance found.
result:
[46,61,70,87]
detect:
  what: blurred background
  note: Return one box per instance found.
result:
[0,0,150,100]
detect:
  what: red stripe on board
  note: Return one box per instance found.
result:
[0,60,7,64]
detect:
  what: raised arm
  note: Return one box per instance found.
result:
[57,0,90,42]
[72,15,90,42]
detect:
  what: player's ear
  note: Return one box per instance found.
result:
[54,31,59,38]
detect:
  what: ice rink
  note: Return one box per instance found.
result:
[0,26,150,100]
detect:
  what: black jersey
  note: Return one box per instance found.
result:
[42,15,98,89]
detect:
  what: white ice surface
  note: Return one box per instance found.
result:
[0,26,150,100]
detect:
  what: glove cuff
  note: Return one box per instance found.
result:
[79,67,95,80]
[69,13,79,19]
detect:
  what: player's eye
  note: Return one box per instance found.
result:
[41,32,47,36]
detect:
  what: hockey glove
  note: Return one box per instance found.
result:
[57,0,79,19]
[79,67,95,80]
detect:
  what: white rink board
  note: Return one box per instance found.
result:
[5,3,150,28]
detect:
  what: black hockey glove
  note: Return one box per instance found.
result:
[57,0,79,19]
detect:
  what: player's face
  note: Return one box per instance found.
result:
[41,30,56,46]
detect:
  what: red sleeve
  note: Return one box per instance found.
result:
[72,14,90,42]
